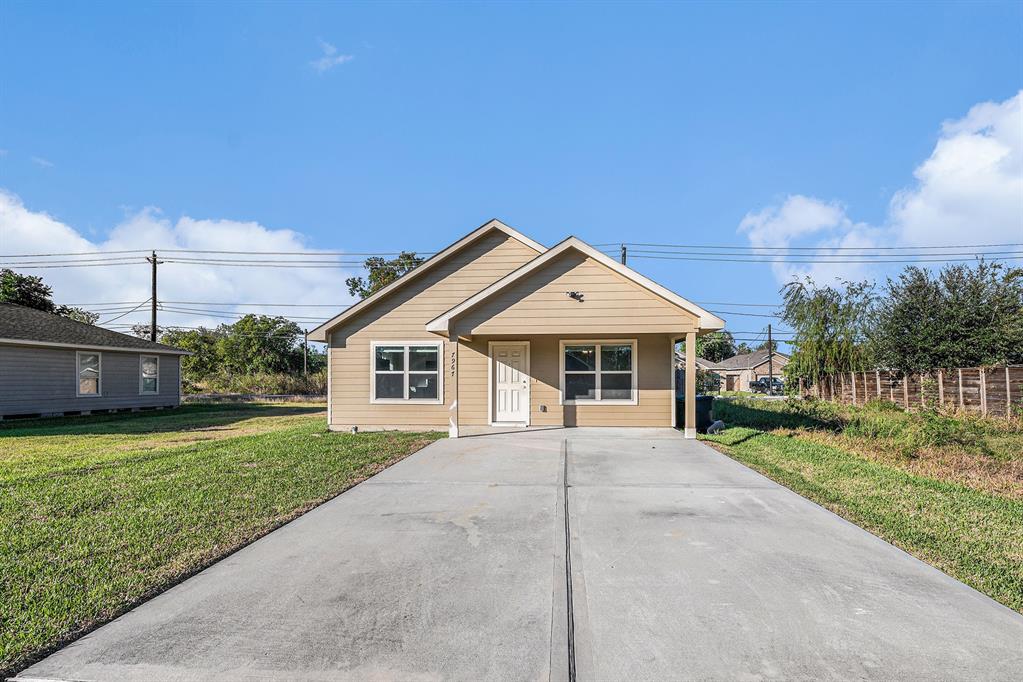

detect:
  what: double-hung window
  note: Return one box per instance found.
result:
[562,341,636,404]
[140,355,159,394]
[77,351,101,396]
[371,342,442,403]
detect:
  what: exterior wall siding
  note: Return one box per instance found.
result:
[0,345,181,417]
[327,231,541,430]
[458,334,674,428]
[452,251,698,337]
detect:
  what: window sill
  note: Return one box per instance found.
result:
[370,399,444,405]
[563,399,638,406]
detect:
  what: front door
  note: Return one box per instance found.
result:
[492,342,529,425]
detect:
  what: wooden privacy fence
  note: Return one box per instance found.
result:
[800,366,1023,418]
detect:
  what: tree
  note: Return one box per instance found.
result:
[0,269,55,310]
[756,339,779,353]
[735,342,754,355]
[215,315,303,375]
[0,268,98,324]
[696,330,737,362]
[780,278,875,385]
[346,252,424,300]
[161,327,223,378]
[871,261,1023,373]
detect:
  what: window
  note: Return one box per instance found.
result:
[140,355,159,394]
[371,342,442,402]
[562,341,636,404]
[77,351,101,396]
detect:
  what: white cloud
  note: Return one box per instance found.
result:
[31,156,54,168]
[0,190,356,335]
[739,90,1023,286]
[309,39,353,73]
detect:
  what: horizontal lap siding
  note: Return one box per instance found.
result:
[327,232,540,430]
[454,252,697,337]
[0,346,180,416]
[458,334,673,427]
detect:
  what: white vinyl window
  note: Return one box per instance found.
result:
[140,355,159,394]
[76,351,102,397]
[371,342,443,403]
[561,340,637,404]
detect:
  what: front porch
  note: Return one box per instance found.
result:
[449,332,701,438]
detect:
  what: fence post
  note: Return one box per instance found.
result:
[958,369,964,411]
[888,371,894,402]
[938,369,944,407]
[980,367,987,417]
[850,372,856,405]
[876,370,881,400]
[903,374,909,409]
[1007,367,1013,418]
[920,373,925,408]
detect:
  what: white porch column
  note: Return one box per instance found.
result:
[685,331,697,439]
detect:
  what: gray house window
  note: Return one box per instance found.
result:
[140,355,159,394]
[77,351,101,396]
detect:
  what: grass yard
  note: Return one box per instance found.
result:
[704,397,1023,614]
[0,403,443,676]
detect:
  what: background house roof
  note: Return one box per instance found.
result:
[714,348,790,371]
[0,303,188,354]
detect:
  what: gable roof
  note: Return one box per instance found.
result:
[674,352,724,370]
[714,348,789,370]
[308,219,545,342]
[426,236,726,334]
[0,303,189,354]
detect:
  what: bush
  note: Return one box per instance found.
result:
[187,370,327,395]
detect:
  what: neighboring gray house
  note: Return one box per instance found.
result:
[0,303,188,419]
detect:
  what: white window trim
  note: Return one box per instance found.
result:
[559,339,638,406]
[369,340,444,404]
[139,354,159,395]
[76,350,102,398]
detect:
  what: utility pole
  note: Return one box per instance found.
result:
[620,244,627,265]
[146,250,160,342]
[303,329,308,376]
[767,323,774,396]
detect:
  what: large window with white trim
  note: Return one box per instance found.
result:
[140,355,159,394]
[76,351,101,396]
[371,342,442,402]
[562,341,636,404]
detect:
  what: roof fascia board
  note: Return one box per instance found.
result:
[308,219,545,342]
[0,338,191,355]
[426,236,726,334]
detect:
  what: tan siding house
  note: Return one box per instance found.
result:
[309,220,724,438]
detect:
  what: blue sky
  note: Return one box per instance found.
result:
[1,1,1021,343]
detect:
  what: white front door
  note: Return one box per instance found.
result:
[492,342,530,424]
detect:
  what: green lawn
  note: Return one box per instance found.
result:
[704,398,1023,614]
[0,404,443,676]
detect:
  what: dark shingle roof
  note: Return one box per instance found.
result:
[0,303,187,353]
[714,348,789,370]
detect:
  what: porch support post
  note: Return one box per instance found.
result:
[684,331,697,439]
[448,335,459,438]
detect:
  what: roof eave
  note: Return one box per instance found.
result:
[308,219,545,342]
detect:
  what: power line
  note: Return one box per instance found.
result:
[627,253,1023,264]
[622,241,1023,251]
[100,299,152,325]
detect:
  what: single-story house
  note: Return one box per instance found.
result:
[702,348,790,392]
[309,220,725,438]
[0,302,188,419]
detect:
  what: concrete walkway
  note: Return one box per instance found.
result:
[18,429,1023,681]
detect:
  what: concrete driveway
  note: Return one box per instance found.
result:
[18,429,1023,681]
